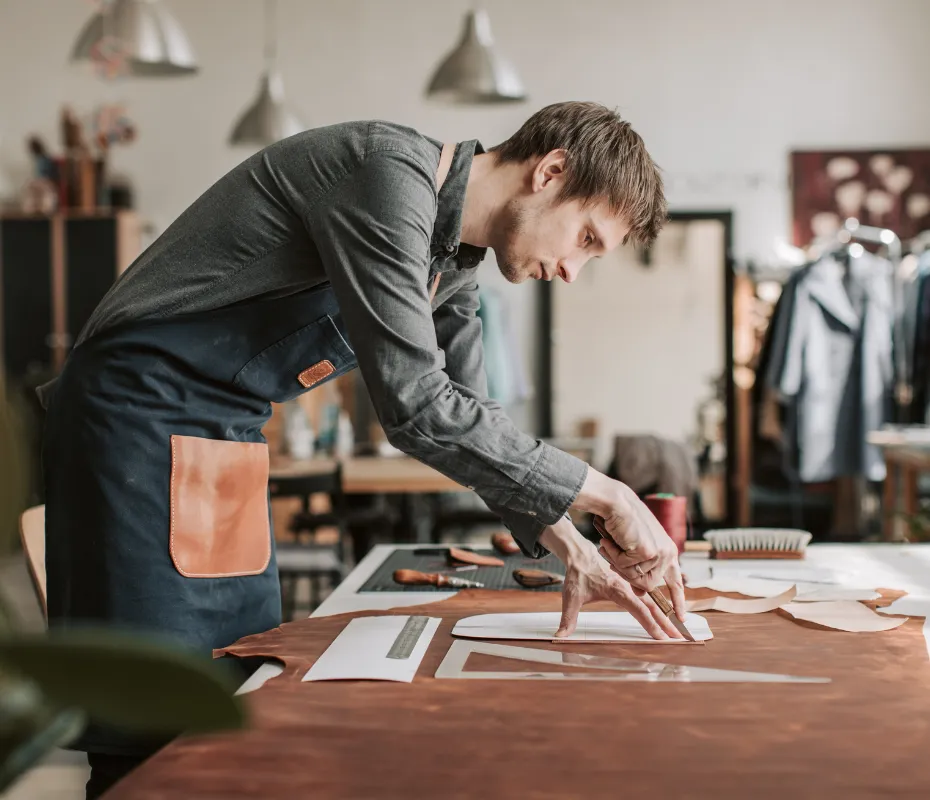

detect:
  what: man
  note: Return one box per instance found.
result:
[40,101,683,797]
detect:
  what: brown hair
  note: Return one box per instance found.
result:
[490,101,667,246]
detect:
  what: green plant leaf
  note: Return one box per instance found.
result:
[0,707,85,794]
[0,630,247,734]
[0,377,31,559]
[0,670,86,793]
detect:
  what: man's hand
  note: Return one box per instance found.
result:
[570,469,687,622]
[540,518,684,641]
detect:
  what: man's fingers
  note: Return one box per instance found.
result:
[665,561,689,621]
[599,535,657,569]
[629,567,666,593]
[556,584,585,638]
[599,550,624,581]
[612,558,662,584]
[640,592,684,639]
[594,515,652,559]
[607,582,669,640]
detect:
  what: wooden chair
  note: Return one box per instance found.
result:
[18,504,47,620]
[270,466,351,620]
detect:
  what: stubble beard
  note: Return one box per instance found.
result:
[495,200,532,284]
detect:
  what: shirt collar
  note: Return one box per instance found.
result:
[431,139,488,270]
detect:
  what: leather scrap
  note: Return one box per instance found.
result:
[447,547,504,567]
[491,532,521,555]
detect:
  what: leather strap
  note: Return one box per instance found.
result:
[435,142,455,194]
[429,143,456,302]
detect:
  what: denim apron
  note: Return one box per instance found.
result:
[42,143,455,754]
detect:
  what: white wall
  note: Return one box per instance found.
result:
[2,0,929,433]
[553,219,725,464]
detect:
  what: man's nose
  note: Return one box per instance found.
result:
[558,261,582,283]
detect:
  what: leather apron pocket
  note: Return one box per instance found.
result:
[169,435,271,578]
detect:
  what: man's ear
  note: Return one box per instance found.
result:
[531,149,569,193]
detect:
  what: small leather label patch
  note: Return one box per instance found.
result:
[297,360,335,389]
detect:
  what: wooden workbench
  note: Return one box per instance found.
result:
[105,545,930,799]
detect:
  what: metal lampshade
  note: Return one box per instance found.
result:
[229,71,305,146]
[71,0,198,77]
[229,0,305,147]
[426,9,527,104]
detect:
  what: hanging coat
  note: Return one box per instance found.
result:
[773,252,894,482]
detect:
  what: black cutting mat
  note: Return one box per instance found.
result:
[357,547,566,592]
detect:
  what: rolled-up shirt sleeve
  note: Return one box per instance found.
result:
[432,278,586,556]
[306,147,588,552]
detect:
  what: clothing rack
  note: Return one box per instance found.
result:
[907,229,930,255]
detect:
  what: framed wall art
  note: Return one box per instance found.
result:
[791,148,930,247]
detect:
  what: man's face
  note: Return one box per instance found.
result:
[490,157,631,284]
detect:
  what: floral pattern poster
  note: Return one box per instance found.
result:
[790,149,930,247]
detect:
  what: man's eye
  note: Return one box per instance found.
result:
[583,232,594,247]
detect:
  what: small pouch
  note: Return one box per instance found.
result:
[169,435,271,578]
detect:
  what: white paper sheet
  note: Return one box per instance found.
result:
[302,616,440,682]
[792,586,881,602]
[745,567,844,584]
[876,597,930,658]
[684,575,879,602]
[780,601,907,632]
[452,612,713,643]
[876,596,930,618]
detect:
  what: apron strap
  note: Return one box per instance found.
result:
[430,143,457,302]
[436,142,455,193]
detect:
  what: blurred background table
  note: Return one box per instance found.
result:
[269,455,465,495]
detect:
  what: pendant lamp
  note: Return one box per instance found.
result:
[228,0,305,147]
[71,0,198,77]
[426,8,527,104]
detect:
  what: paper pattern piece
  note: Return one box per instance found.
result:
[302,616,440,682]
[685,575,879,602]
[452,612,713,643]
[780,601,907,632]
[688,586,797,614]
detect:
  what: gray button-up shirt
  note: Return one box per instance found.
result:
[57,120,589,555]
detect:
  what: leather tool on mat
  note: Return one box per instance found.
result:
[393,569,485,589]
[593,517,696,642]
[513,569,564,588]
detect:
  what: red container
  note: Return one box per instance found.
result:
[644,494,688,554]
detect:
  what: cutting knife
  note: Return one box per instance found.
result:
[393,568,484,589]
[593,517,696,642]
